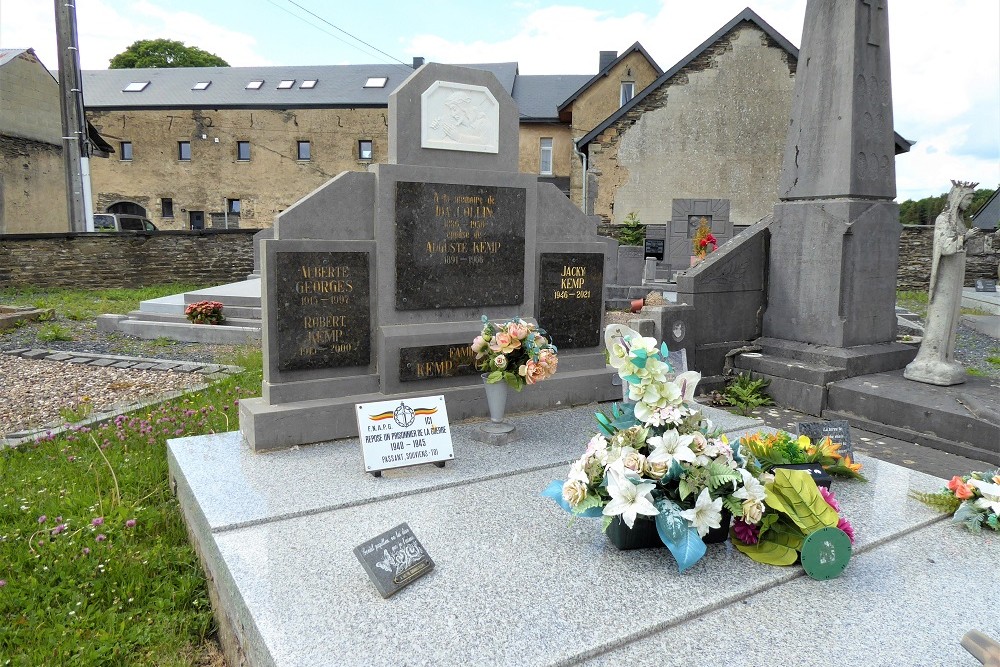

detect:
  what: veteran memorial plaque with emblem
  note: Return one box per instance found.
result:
[395,181,526,310]
[356,395,454,475]
[273,251,371,372]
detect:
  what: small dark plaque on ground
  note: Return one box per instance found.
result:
[399,343,479,382]
[537,252,604,348]
[395,181,526,310]
[772,463,833,489]
[975,279,997,292]
[353,522,434,598]
[797,419,853,456]
[644,238,664,261]
[273,251,370,372]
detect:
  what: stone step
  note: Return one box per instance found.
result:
[734,352,848,386]
[127,310,261,327]
[116,319,261,344]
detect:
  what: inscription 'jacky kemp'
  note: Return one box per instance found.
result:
[537,252,604,349]
[274,251,371,371]
[395,181,526,310]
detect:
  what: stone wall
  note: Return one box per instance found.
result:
[898,225,999,291]
[0,135,68,235]
[0,230,255,288]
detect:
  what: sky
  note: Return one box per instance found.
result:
[2,0,997,202]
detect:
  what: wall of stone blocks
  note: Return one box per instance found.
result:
[585,23,797,227]
[0,230,255,288]
[898,225,999,291]
[0,135,68,235]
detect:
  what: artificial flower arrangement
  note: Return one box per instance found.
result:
[911,469,1000,534]
[544,325,761,572]
[471,316,558,391]
[692,216,718,259]
[729,466,856,578]
[184,300,225,325]
[739,431,866,481]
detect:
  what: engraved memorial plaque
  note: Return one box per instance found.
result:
[395,182,526,310]
[273,251,371,371]
[399,343,479,382]
[353,523,435,598]
[537,252,604,349]
[420,80,499,154]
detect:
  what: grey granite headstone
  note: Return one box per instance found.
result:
[617,246,644,286]
[669,199,732,274]
[353,522,434,599]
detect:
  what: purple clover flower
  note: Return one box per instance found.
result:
[91,517,104,527]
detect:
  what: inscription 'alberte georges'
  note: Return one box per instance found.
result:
[395,181,526,310]
[274,251,370,372]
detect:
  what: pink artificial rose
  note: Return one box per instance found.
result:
[471,336,488,357]
[507,321,529,340]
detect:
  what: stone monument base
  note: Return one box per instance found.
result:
[902,359,967,386]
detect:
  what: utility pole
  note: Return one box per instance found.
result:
[55,0,90,232]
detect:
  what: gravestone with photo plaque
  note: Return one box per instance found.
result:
[239,62,618,451]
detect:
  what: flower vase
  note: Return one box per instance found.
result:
[480,374,515,437]
[606,516,662,551]
[703,507,733,544]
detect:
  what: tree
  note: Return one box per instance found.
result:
[899,188,995,225]
[109,39,229,69]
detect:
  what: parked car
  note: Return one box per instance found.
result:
[93,213,158,231]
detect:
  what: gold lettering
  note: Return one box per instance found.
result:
[561,278,585,289]
[561,266,586,277]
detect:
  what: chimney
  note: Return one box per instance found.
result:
[599,51,617,72]
[412,57,425,69]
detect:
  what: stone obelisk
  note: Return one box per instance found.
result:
[763,0,900,346]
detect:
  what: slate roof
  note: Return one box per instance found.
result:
[81,62,520,110]
[513,74,591,121]
[972,187,1000,230]
[0,48,29,67]
[576,8,913,154]
[556,42,663,114]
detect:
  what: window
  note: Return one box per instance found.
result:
[178,141,191,161]
[300,79,317,89]
[246,80,264,90]
[123,81,149,92]
[120,141,132,161]
[192,81,211,90]
[539,138,553,175]
[358,140,373,160]
[227,199,241,214]
[277,79,295,89]
[237,141,250,161]
[620,82,635,106]
[363,76,388,88]
[161,198,174,218]
[297,140,311,161]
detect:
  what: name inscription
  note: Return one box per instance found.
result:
[537,252,604,349]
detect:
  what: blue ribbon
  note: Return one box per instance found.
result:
[541,480,604,517]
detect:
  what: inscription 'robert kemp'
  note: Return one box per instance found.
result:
[395,181,526,310]
[274,251,371,371]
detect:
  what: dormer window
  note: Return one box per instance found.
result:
[364,77,388,88]
[123,81,149,92]
[620,81,635,106]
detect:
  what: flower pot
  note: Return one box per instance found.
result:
[703,507,733,544]
[606,516,662,551]
[481,374,515,435]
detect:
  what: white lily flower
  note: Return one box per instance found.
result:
[673,371,702,403]
[680,488,723,537]
[603,466,659,528]
[969,479,1000,514]
[647,430,696,469]
[733,468,767,502]
[604,325,642,369]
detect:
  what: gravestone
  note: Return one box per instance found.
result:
[240,63,618,451]
[667,200,733,274]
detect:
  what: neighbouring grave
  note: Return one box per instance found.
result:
[797,419,853,457]
[240,63,618,450]
[976,278,997,292]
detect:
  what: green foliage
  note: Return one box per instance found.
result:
[617,211,645,246]
[36,309,57,322]
[59,399,94,424]
[37,323,73,342]
[909,490,963,515]
[109,39,229,69]
[967,368,987,377]
[1,284,208,319]
[722,373,774,416]
[573,493,605,515]
[899,188,994,225]
[152,336,178,348]
[953,503,987,534]
[987,356,1000,367]
[0,350,262,664]
[731,520,801,565]
[767,468,839,535]
[707,462,740,492]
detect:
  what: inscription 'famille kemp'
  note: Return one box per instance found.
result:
[274,251,371,371]
[395,182,526,310]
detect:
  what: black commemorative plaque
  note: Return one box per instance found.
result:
[537,252,604,349]
[644,238,665,261]
[353,522,434,599]
[395,181,526,310]
[975,278,997,292]
[399,343,479,382]
[273,251,371,372]
[796,420,853,456]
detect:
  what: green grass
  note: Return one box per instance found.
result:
[985,356,1000,367]
[967,368,987,377]
[0,284,208,319]
[36,323,74,342]
[1,345,263,666]
[896,290,929,318]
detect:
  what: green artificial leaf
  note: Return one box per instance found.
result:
[909,490,962,515]
[654,498,689,542]
[601,515,614,532]
[731,534,799,566]
[824,460,868,480]
[707,462,740,492]
[678,477,693,502]
[767,518,806,551]
[573,493,605,515]
[986,513,999,531]
[756,512,780,539]
[769,468,839,534]
[487,370,504,384]
[722,495,743,517]
[953,502,986,534]
[594,411,617,437]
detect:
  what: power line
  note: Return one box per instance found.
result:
[281,0,412,70]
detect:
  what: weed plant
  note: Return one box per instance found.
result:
[36,323,74,343]
[0,346,262,665]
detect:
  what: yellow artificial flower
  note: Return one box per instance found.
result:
[796,434,811,451]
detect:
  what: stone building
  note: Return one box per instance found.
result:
[578,9,911,230]
[1,48,70,234]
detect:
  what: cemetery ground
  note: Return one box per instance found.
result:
[0,285,998,665]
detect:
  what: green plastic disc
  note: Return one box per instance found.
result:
[800,526,852,580]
